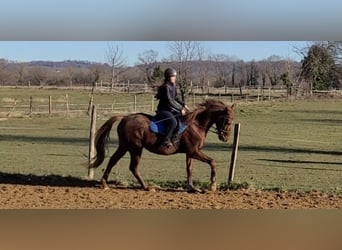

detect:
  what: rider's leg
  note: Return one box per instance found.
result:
[157,110,177,146]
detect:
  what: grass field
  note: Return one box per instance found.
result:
[0,88,341,193]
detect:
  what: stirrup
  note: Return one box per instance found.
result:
[172,137,180,149]
[162,140,173,148]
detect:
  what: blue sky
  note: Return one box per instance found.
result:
[1,1,341,40]
[0,41,309,65]
[1,1,335,63]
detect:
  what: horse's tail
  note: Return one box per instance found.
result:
[90,115,123,169]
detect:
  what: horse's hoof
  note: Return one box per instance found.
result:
[210,182,217,192]
[101,184,110,190]
[101,179,110,190]
[187,186,202,194]
[144,187,156,192]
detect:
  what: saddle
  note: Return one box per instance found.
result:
[149,115,187,136]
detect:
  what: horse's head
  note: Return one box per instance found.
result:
[215,104,235,142]
[187,100,236,142]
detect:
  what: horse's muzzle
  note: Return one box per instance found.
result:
[218,134,228,142]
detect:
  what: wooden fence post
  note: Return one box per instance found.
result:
[87,95,94,115]
[88,105,96,179]
[111,98,115,112]
[192,92,196,108]
[48,96,52,115]
[9,99,17,115]
[268,87,271,101]
[228,123,241,184]
[29,96,33,114]
[134,95,137,112]
[65,93,69,116]
[151,94,155,112]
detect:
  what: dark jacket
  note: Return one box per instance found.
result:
[156,81,184,113]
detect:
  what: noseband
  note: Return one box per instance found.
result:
[191,107,232,136]
[215,116,230,136]
[204,115,229,135]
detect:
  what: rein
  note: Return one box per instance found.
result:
[192,115,229,135]
[152,113,182,123]
[152,107,230,136]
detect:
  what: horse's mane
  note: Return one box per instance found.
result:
[185,99,227,123]
[138,99,227,125]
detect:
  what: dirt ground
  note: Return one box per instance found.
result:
[0,183,341,209]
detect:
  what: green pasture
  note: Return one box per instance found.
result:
[0,88,341,193]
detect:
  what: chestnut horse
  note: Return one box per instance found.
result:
[90,99,235,192]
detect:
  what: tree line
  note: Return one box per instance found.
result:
[1,41,341,98]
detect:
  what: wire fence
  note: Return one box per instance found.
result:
[1,86,341,118]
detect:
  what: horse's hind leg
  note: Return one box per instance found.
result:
[101,145,127,189]
[186,156,202,193]
[128,148,149,191]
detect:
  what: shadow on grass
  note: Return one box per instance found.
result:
[286,109,342,115]
[0,134,119,145]
[204,143,342,156]
[0,172,99,187]
[0,172,249,192]
[258,159,342,171]
[0,172,146,190]
[300,118,342,125]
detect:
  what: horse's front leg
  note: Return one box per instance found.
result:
[186,155,202,193]
[191,150,217,192]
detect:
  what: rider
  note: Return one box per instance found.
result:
[155,68,188,147]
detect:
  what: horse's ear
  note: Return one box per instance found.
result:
[231,103,236,110]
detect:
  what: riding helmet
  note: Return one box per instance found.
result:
[164,68,177,78]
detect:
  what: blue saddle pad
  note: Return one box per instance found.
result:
[150,117,187,135]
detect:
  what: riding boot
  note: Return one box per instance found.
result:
[162,125,173,147]
[162,129,174,148]
[157,110,177,148]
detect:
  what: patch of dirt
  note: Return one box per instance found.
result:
[0,184,341,209]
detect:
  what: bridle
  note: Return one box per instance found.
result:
[214,115,230,136]
[194,114,230,136]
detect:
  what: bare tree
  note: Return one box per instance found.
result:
[0,59,10,85]
[65,66,75,87]
[196,46,211,93]
[231,62,236,88]
[168,41,200,101]
[265,56,287,87]
[313,41,342,64]
[25,67,47,86]
[14,62,26,86]
[211,54,230,90]
[106,44,126,88]
[258,60,268,93]
[236,60,247,95]
[247,60,259,87]
[137,49,159,86]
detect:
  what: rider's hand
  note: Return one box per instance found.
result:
[181,108,187,116]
